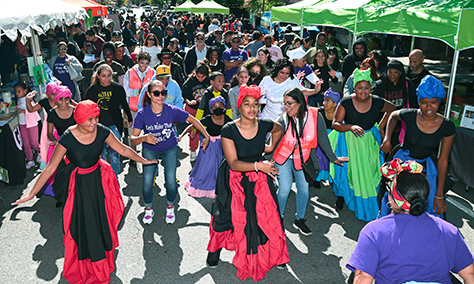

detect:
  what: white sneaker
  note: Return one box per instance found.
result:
[143,208,154,224]
[190,151,197,162]
[26,161,35,169]
[36,153,42,163]
[166,206,175,224]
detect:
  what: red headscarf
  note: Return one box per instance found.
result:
[237,85,261,108]
[74,100,100,125]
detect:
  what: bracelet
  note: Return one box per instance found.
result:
[254,161,258,173]
[434,196,445,200]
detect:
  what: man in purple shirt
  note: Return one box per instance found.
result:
[222,35,248,84]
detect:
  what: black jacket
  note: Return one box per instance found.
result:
[183,45,208,75]
[341,39,368,80]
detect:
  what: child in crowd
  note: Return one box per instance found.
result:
[181,96,232,198]
[182,63,211,161]
[195,72,233,121]
[26,82,59,169]
[316,88,342,185]
[228,67,250,119]
[15,82,41,169]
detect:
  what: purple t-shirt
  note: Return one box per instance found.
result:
[133,103,188,152]
[53,57,75,94]
[222,48,248,83]
[347,212,473,284]
[294,63,313,84]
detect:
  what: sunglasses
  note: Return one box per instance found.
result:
[232,40,240,43]
[283,101,296,106]
[162,56,172,60]
[151,90,167,97]
[58,47,67,51]
[148,38,156,41]
[196,37,204,40]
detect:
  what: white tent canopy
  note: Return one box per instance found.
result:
[0,0,87,42]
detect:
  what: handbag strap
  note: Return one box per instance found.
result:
[290,116,305,163]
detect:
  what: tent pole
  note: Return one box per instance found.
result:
[300,7,304,39]
[444,49,459,119]
[29,27,44,97]
[410,36,415,51]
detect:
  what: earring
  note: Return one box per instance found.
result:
[386,201,392,209]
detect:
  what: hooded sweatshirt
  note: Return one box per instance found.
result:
[341,39,368,80]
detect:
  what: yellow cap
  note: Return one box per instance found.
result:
[156,65,171,77]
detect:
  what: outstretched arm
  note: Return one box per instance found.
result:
[12,144,67,205]
[107,131,157,165]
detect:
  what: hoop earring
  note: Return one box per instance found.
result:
[386,201,392,209]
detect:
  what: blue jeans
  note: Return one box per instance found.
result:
[101,125,121,176]
[142,145,178,207]
[276,158,309,220]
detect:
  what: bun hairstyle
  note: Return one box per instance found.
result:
[396,171,430,216]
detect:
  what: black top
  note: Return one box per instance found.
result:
[221,119,274,162]
[47,108,76,136]
[84,81,132,134]
[201,114,232,136]
[92,60,125,83]
[400,109,455,159]
[181,76,211,110]
[312,64,338,93]
[39,98,54,113]
[340,95,385,130]
[197,87,232,119]
[319,106,333,130]
[372,77,418,109]
[75,33,86,50]
[406,67,432,89]
[58,123,111,168]
[115,54,134,71]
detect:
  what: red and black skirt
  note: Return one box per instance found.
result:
[207,159,289,281]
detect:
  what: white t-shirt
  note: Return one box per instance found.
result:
[138,45,161,68]
[17,97,26,125]
[259,76,307,121]
[195,46,208,65]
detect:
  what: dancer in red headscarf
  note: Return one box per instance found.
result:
[13,100,157,284]
[206,85,289,281]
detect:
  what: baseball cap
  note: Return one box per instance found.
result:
[156,65,171,77]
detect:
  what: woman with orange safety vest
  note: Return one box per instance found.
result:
[124,51,156,151]
[273,87,348,236]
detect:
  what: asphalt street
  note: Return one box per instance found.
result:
[1,134,474,283]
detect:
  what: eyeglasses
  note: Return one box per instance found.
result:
[148,38,156,41]
[283,101,296,106]
[58,47,68,51]
[162,56,171,60]
[279,71,291,75]
[151,90,168,97]
[196,37,204,40]
[232,40,240,43]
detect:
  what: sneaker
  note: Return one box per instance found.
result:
[206,259,218,269]
[166,206,175,224]
[143,208,154,224]
[36,153,42,163]
[26,161,35,169]
[276,263,287,269]
[335,196,344,211]
[293,219,312,236]
[190,151,197,162]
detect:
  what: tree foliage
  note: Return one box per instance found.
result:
[245,0,286,13]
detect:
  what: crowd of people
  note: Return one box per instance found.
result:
[8,10,474,284]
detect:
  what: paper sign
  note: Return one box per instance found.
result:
[460,105,474,130]
[27,56,44,77]
[33,65,46,85]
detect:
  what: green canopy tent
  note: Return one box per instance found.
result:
[174,0,196,12]
[271,0,328,26]
[190,0,229,15]
[356,0,474,116]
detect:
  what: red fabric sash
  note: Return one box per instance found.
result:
[62,159,124,284]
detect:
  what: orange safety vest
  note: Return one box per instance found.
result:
[128,67,154,111]
[273,108,319,170]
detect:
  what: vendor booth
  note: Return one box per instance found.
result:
[191,0,230,15]
[0,0,87,186]
[174,0,197,12]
